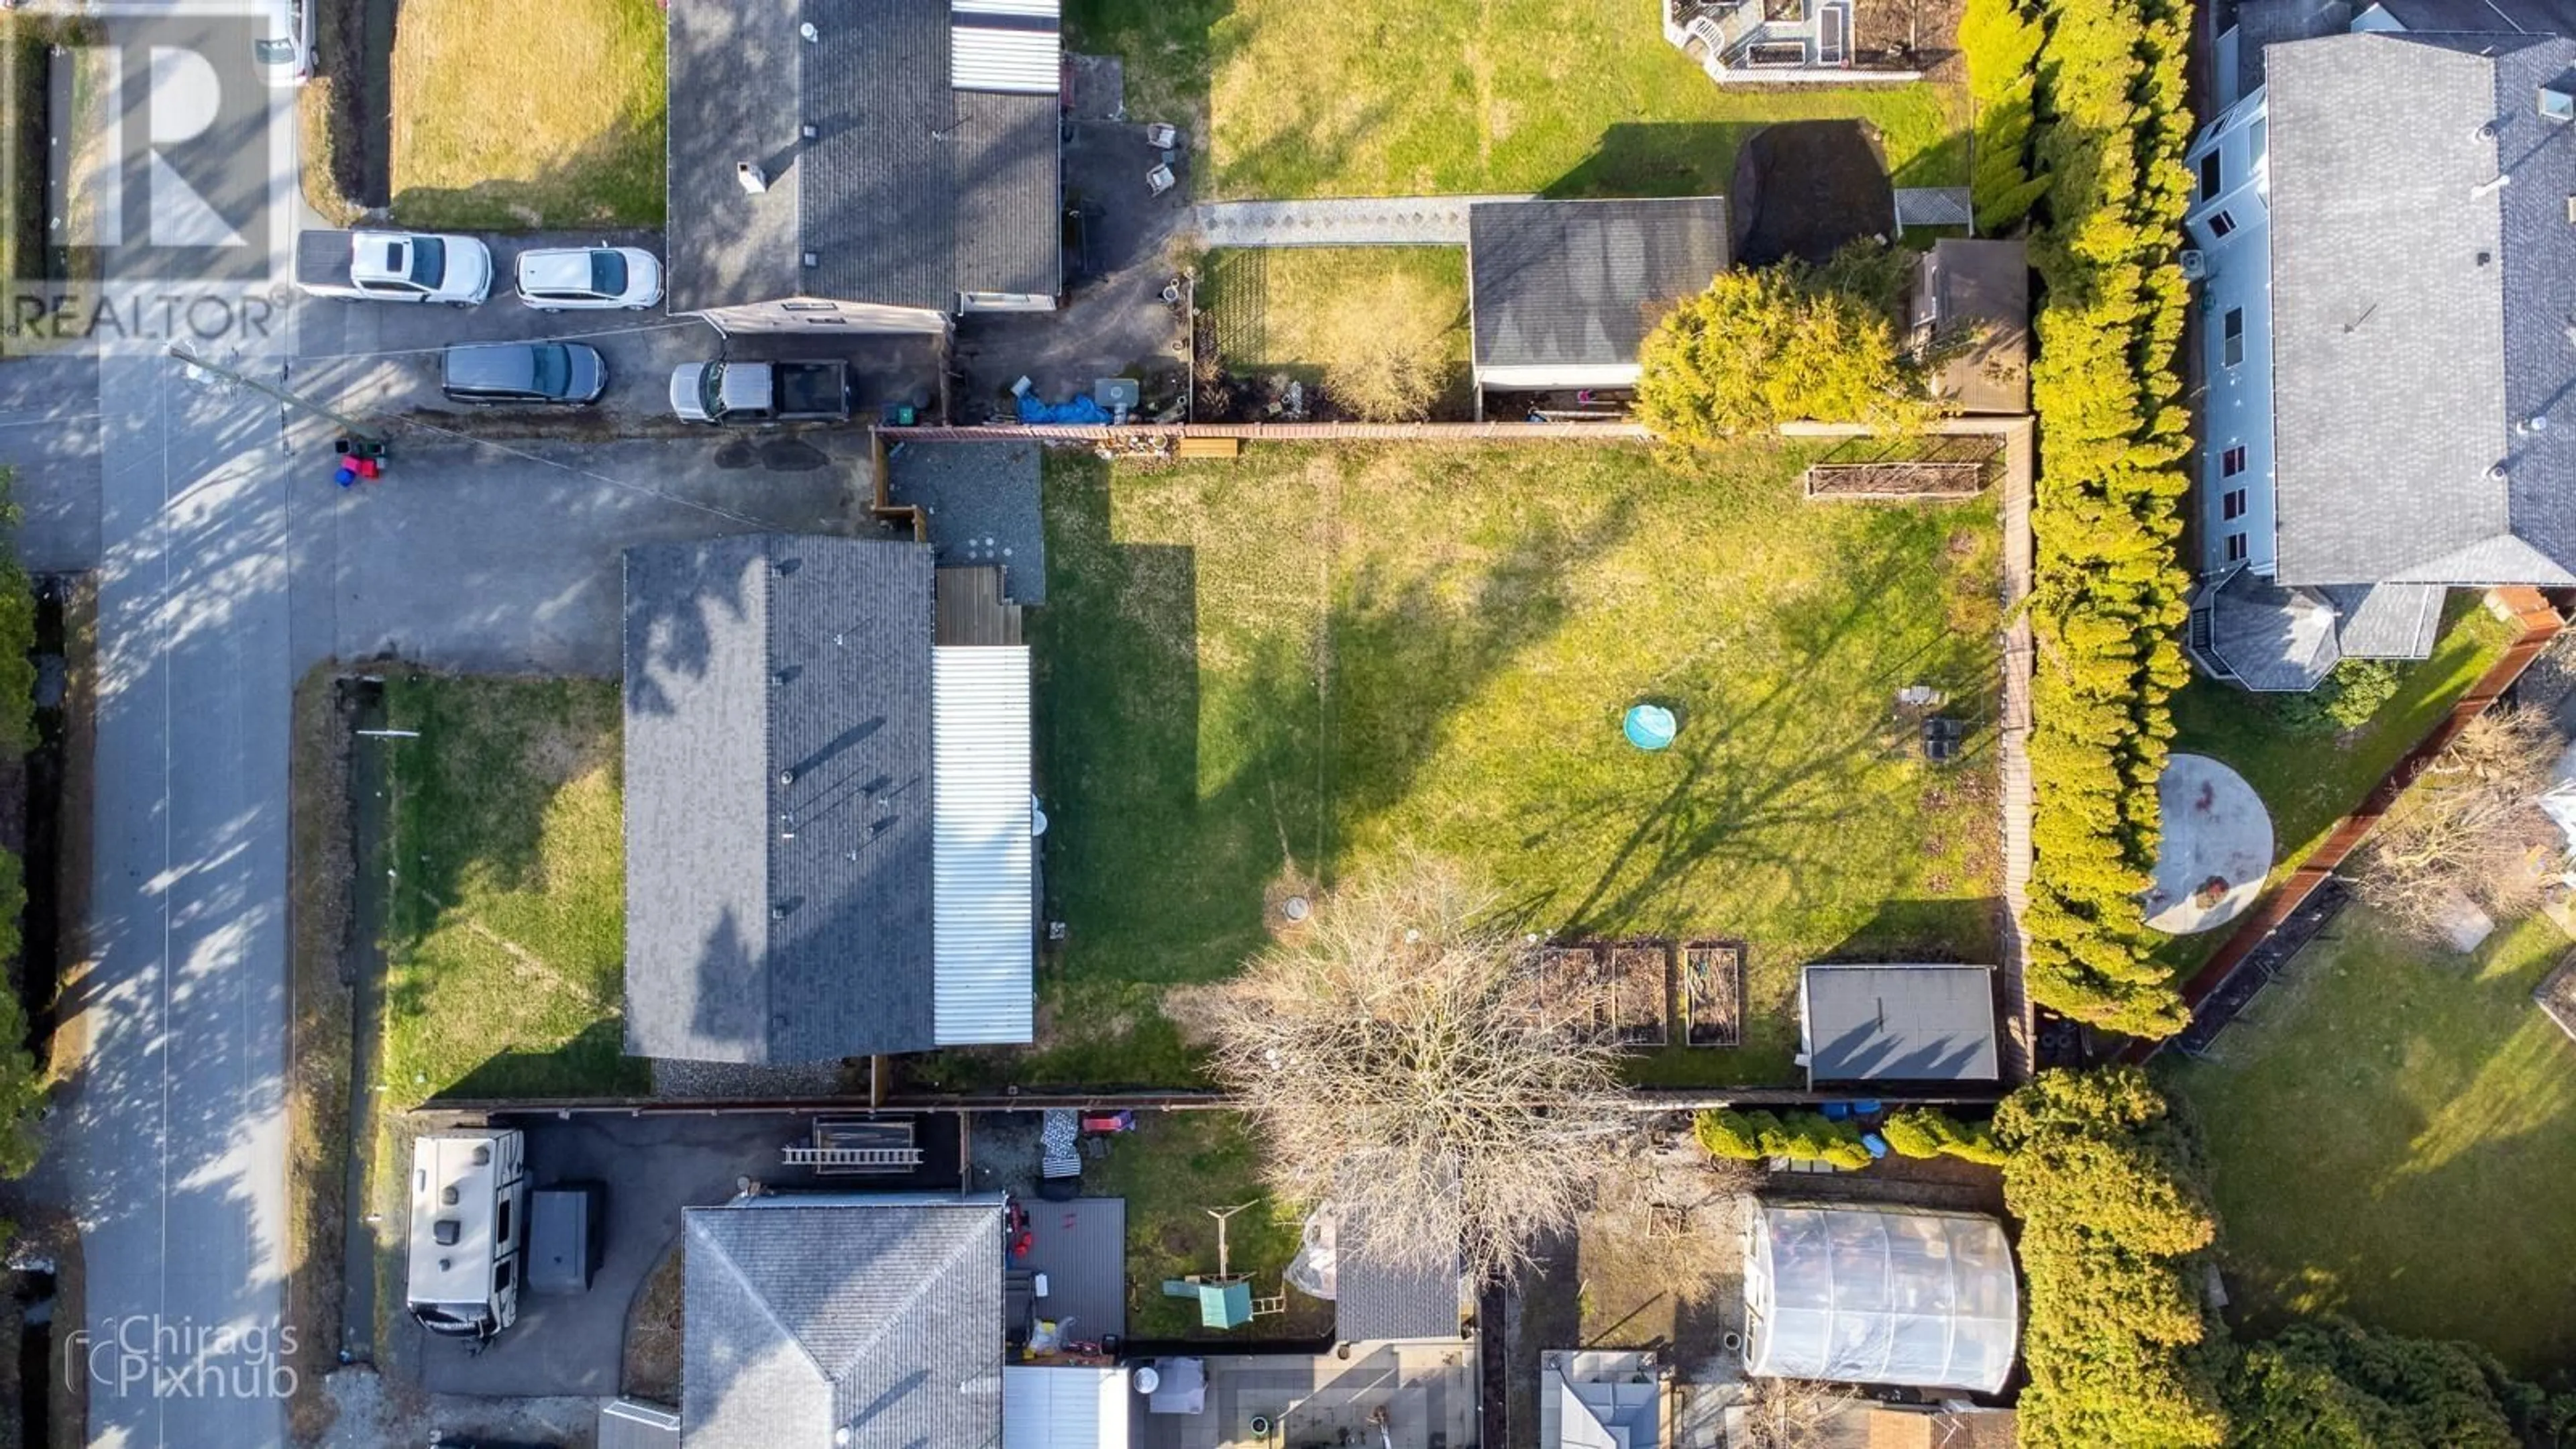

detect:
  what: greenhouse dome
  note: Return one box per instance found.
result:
[1741,1203,2019,1393]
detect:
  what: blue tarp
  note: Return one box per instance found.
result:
[1018,394,1112,425]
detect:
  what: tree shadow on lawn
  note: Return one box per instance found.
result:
[948,453,1646,1088]
[436,1017,643,1102]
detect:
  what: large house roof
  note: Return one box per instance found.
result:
[2267,28,2576,587]
[1468,198,1730,374]
[623,535,938,1063]
[684,1196,1006,1448]
[665,0,1061,315]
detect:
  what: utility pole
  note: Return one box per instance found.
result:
[164,341,389,445]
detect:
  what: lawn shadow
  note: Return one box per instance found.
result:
[1063,0,1242,164]
[1821,895,2005,963]
[435,1017,645,1102]
[1541,122,1760,201]
[1889,121,1970,191]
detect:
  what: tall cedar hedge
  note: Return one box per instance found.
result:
[1962,0,2049,232]
[2017,0,2197,1038]
[0,476,40,1179]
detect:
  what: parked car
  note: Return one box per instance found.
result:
[297,229,492,306]
[252,0,310,87]
[441,342,607,406]
[514,246,663,311]
[668,360,852,423]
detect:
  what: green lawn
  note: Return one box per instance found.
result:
[1071,0,1968,200]
[2168,908,2576,1374]
[388,0,665,227]
[378,675,641,1104]
[2155,599,2515,977]
[937,442,2000,1089]
[1082,1112,1337,1341]
[1200,247,1473,418]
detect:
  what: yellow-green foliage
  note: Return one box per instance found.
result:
[1636,244,1936,447]
[1963,0,2048,231]
[1880,1107,2008,1165]
[1998,1069,2228,1448]
[1693,1108,1874,1170]
[2019,0,2197,1038]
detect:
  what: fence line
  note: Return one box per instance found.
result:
[879,421,1653,442]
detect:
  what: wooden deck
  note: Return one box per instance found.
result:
[935,566,1023,647]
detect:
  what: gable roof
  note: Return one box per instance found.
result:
[684,1196,1006,1448]
[1468,198,1730,374]
[665,0,1061,315]
[1800,964,2000,1085]
[2267,28,2576,586]
[623,535,938,1063]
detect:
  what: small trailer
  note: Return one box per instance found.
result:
[405,1128,530,1341]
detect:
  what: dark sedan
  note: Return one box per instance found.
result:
[439,341,607,405]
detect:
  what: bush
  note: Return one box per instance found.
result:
[2017,0,2198,1040]
[1636,241,1936,447]
[1962,0,2048,233]
[2273,659,2402,735]
[1998,1069,2227,1448]
[1329,326,1446,423]
[1880,1108,2008,1165]
[1693,1108,1874,1170]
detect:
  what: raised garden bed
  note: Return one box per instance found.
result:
[1681,941,1745,1047]
[1607,944,1672,1046]
[1538,945,1609,1042]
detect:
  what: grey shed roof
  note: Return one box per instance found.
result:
[684,1196,1006,1449]
[2267,29,2576,588]
[623,535,938,1064]
[665,0,1061,315]
[1468,198,1730,373]
[1337,1208,1461,1343]
[1801,964,2000,1085]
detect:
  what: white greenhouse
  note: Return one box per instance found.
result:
[1740,1203,2019,1393]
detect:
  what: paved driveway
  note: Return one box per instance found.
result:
[295,430,869,675]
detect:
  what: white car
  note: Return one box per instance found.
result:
[515,247,664,311]
[252,0,310,87]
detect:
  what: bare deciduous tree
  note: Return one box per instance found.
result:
[2355,705,2565,941]
[1170,855,1629,1283]
[1732,1377,1862,1449]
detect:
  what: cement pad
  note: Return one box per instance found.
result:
[2143,753,2275,935]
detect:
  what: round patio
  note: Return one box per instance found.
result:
[2142,753,2275,934]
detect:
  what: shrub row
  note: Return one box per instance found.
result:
[0,478,42,1179]
[2015,0,2198,1039]
[1692,1108,1873,1170]
[1880,1106,2008,1165]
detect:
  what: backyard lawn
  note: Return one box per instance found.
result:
[388,0,665,227]
[2169,908,2576,1373]
[1199,248,1473,419]
[968,443,2002,1089]
[2153,598,2516,977]
[377,675,641,1105]
[1082,1112,1336,1341]
[1070,0,1969,199]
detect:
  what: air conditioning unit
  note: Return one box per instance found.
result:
[2180,248,2209,281]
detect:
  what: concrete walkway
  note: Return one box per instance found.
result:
[1193,194,1534,248]
[1894,187,1974,229]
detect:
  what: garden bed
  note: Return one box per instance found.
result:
[1681,941,1745,1047]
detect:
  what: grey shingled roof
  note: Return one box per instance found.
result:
[684,1197,1005,1449]
[2230,0,2350,95]
[2325,582,2448,658]
[2204,570,2341,691]
[665,0,1060,315]
[1337,1208,1460,1343]
[623,535,938,1063]
[1468,198,1730,372]
[1801,965,2000,1085]
[2267,29,2576,588]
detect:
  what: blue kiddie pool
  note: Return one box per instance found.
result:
[1623,704,1678,751]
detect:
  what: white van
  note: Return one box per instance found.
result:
[405,1129,530,1341]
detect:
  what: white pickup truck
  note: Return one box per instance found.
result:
[295,228,492,306]
[669,360,854,424]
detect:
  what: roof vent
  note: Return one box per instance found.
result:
[2473,174,2511,201]
[2490,462,2511,482]
[800,20,819,40]
[736,161,768,195]
[471,1144,490,1165]
[2478,119,2502,140]
[802,123,818,140]
[779,769,796,786]
[434,1220,460,1246]
[2544,83,2576,122]
[803,252,819,268]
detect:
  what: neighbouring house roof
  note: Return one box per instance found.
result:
[2323,582,2449,658]
[623,535,937,1063]
[1800,964,2000,1085]
[2357,0,2576,31]
[2266,28,2576,588]
[1468,198,1730,378]
[1336,1207,1462,1343]
[930,645,1034,1044]
[1538,1351,1662,1449]
[665,0,1062,316]
[1916,238,2029,415]
[1001,1366,1129,1449]
[683,1195,1006,1448]
[2231,0,2351,94]
[2202,568,2342,691]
